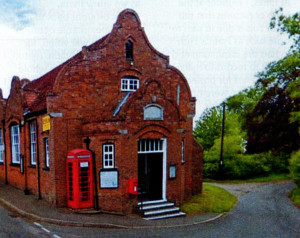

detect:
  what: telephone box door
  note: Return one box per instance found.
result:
[66,149,93,209]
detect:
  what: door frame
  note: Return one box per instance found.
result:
[138,138,167,201]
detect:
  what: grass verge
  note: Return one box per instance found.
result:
[290,186,300,209]
[203,174,290,184]
[181,184,237,215]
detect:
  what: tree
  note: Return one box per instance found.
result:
[270,8,300,52]
[245,10,300,154]
[226,87,263,124]
[194,106,222,151]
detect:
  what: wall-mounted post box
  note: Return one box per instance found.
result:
[128,178,138,195]
[66,149,93,209]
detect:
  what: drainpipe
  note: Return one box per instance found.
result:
[84,136,99,210]
[22,121,29,195]
[35,121,41,199]
[2,119,7,184]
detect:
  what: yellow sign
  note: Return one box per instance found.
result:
[42,115,51,131]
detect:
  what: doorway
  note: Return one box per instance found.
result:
[138,139,166,201]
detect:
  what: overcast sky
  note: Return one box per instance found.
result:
[0,0,299,121]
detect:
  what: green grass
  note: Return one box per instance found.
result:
[203,174,290,184]
[181,184,237,215]
[290,186,300,208]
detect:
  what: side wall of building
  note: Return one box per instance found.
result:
[0,77,56,203]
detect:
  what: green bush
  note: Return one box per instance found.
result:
[289,150,300,187]
[202,151,287,180]
[223,154,271,179]
[265,152,290,174]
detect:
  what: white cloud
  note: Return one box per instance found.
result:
[0,0,36,30]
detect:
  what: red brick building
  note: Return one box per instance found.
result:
[0,9,203,216]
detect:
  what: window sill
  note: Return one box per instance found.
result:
[42,167,49,171]
[10,163,20,167]
[28,165,36,168]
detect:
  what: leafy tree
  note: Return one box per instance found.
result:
[289,150,300,186]
[194,106,222,151]
[270,8,300,52]
[245,10,300,154]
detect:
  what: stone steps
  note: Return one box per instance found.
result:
[138,200,186,220]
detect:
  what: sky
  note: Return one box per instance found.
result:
[0,0,299,122]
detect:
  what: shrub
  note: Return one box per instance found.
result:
[265,152,290,174]
[289,150,300,187]
[223,154,271,179]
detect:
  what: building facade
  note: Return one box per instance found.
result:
[0,9,203,214]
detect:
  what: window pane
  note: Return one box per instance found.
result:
[103,144,114,168]
[45,138,49,168]
[11,125,20,164]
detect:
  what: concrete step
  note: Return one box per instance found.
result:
[139,202,174,211]
[143,212,186,220]
[144,207,180,216]
[137,199,166,206]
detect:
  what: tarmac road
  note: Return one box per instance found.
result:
[38,181,300,238]
[0,206,52,238]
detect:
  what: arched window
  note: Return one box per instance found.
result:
[144,104,164,120]
[125,40,133,61]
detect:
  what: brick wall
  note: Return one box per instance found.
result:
[0,9,203,214]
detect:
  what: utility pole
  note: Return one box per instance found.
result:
[219,102,225,179]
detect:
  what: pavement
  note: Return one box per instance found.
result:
[0,183,222,229]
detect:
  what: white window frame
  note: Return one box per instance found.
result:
[121,77,139,92]
[137,138,167,200]
[0,129,4,163]
[45,138,49,168]
[181,140,185,163]
[144,104,164,120]
[103,144,114,169]
[29,121,36,165]
[10,125,20,164]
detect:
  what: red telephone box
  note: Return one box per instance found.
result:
[66,149,93,209]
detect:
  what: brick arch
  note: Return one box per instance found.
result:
[134,124,171,138]
[7,118,19,127]
[119,78,182,121]
[118,69,142,78]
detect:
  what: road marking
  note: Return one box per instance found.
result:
[34,222,61,238]
[41,227,50,233]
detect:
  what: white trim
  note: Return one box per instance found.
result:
[103,144,114,169]
[11,125,20,164]
[162,138,167,200]
[30,121,37,165]
[137,199,167,206]
[45,138,49,168]
[121,77,139,92]
[138,138,167,201]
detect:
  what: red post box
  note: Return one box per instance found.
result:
[128,178,138,195]
[66,149,93,209]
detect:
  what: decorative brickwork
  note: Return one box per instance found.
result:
[0,9,203,214]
